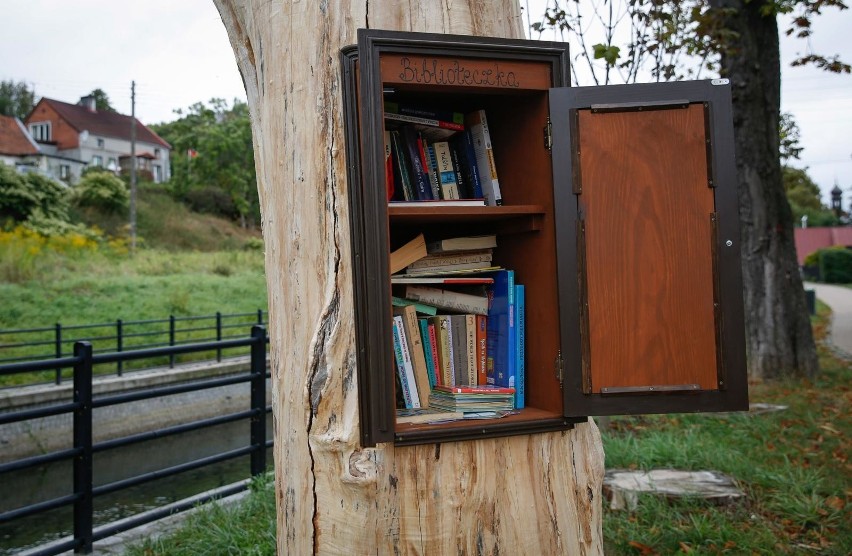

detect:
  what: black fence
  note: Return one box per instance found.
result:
[0,310,267,385]
[0,325,271,555]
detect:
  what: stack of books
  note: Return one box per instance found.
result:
[383,102,502,206]
[428,385,516,413]
[389,232,526,412]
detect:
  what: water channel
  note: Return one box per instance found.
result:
[0,415,274,554]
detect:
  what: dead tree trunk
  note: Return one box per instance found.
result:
[213,2,605,553]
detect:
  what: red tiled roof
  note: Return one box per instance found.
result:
[37,98,171,149]
[0,114,39,156]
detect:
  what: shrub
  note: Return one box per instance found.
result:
[183,186,238,218]
[73,171,129,215]
[0,164,70,223]
[819,247,852,284]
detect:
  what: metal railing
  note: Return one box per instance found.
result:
[0,325,271,555]
[0,309,267,385]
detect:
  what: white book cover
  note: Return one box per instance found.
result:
[432,141,461,200]
[393,315,421,408]
[465,110,502,206]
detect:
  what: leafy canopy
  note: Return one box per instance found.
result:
[0,80,36,119]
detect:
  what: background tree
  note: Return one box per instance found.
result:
[535,0,849,380]
[87,88,116,112]
[213,1,604,553]
[0,80,36,119]
[151,99,258,227]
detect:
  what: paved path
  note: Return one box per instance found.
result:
[805,282,852,358]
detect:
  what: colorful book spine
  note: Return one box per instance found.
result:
[453,129,484,199]
[390,130,414,201]
[476,314,487,385]
[419,318,437,388]
[432,141,461,200]
[465,109,502,206]
[429,315,453,387]
[465,314,477,387]
[486,270,515,391]
[450,315,467,387]
[396,305,431,408]
[434,385,515,394]
[392,316,415,408]
[384,101,465,126]
[449,142,470,198]
[424,144,441,200]
[401,126,434,200]
[393,315,421,408]
[383,130,395,201]
[428,322,441,386]
[385,111,465,131]
[514,284,525,409]
[404,285,489,315]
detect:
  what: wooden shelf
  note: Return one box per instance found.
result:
[388,204,546,231]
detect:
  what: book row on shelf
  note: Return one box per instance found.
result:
[383,101,502,206]
[389,233,526,425]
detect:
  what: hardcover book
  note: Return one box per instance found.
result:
[452,129,484,199]
[394,305,431,408]
[429,315,454,386]
[419,318,438,388]
[432,141,461,200]
[450,315,468,387]
[486,270,515,393]
[401,126,434,200]
[392,316,418,408]
[389,233,427,275]
[405,285,489,315]
[514,284,525,409]
[390,130,415,201]
[406,250,493,271]
[427,235,497,253]
[465,314,477,387]
[465,109,502,206]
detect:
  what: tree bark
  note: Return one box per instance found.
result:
[710,0,818,380]
[212,1,605,554]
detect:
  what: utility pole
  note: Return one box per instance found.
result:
[130,80,137,253]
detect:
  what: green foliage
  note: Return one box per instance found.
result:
[779,112,804,162]
[0,80,35,119]
[151,99,258,227]
[783,165,839,227]
[0,164,71,225]
[818,247,852,284]
[73,170,129,215]
[87,88,115,112]
[184,185,238,218]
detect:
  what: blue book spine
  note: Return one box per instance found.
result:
[461,129,483,199]
[401,126,433,200]
[392,319,414,408]
[419,318,437,388]
[486,270,515,390]
[514,284,525,409]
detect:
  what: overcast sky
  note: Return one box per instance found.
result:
[1,1,849,201]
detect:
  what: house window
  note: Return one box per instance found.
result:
[29,122,51,142]
[97,138,105,148]
[92,155,103,167]
[59,165,70,180]
[108,157,117,170]
[154,148,161,158]
[153,164,162,182]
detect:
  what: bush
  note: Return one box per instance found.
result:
[183,186,238,218]
[0,164,70,224]
[818,247,852,284]
[73,171,129,215]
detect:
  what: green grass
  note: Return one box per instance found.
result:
[126,303,850,555]
[124,473,276,556]
[602,301,850,555]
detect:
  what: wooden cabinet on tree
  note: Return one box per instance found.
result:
[342,30,748,448]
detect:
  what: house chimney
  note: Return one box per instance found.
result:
[79,95,96,112]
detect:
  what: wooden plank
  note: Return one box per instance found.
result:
[578,104,719,393]
[380,55,552,90]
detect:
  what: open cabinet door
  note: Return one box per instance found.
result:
[551,80,748,417]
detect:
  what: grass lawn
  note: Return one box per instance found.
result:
[125,303,850,555]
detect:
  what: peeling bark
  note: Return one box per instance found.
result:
[213,1,605,553]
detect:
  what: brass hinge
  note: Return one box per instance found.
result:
[543,117,552,152]
[554,350,564,387]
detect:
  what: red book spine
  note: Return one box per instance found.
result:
[428,323,441,386]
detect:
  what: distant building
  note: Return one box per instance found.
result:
[795,227,852,265]
[0,113,86,181]
[23,95,171,184]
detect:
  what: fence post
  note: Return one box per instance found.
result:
[73,341,94,554]
[216,312,222,362]
[250,325,267,476]
[169,315,176,368]
[257,309,263,325]
[116,319,123,376]
[55,323,62,385]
